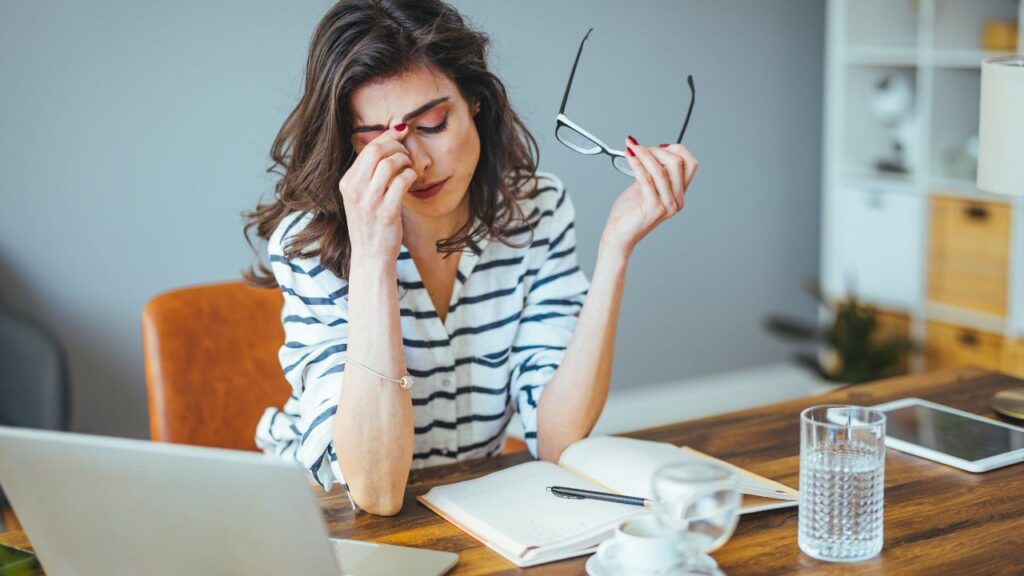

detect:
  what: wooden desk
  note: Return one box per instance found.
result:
[4,367,1024,574]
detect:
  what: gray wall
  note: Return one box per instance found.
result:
[0,1,823,438]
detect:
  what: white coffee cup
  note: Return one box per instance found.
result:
[596,514,682,573]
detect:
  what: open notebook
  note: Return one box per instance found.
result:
[418,435,798,568]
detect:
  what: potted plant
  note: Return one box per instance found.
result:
[764,281,917,388]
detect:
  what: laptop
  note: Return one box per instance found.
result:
[0,426,458,576]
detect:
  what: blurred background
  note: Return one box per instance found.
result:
[0,0,1020,445]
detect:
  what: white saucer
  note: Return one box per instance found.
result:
[584,554,612,576]
[584,552,723,576]
[585,553,638,576]
[585,553,681,576]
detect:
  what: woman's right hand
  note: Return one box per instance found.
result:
[338,124,417,262]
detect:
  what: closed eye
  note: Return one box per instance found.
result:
[418,112,449,134]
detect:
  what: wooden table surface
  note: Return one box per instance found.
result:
[4,367,1024,575]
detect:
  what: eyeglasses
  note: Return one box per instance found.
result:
[556,28,696,177]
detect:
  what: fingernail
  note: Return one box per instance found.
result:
[659,144,669,148]
[394,123,407,131]
[627,135,638,146]
[626,147,636,157]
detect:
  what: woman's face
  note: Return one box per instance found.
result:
[349,65,481,222]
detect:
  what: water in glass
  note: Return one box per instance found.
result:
[798,405,886,562]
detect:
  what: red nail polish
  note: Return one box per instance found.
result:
[626,147,636,157]
[394,123,407,131]
[627,135,638,146]
[659,144,669,148]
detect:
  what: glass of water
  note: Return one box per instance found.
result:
[651,461,741,574]
[799,405,886,562]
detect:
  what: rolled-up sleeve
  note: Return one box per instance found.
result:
[254,213,351,494]
[508,179,590,458]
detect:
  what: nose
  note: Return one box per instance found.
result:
[401,135,432,180]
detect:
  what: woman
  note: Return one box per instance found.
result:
[246,0,697,516]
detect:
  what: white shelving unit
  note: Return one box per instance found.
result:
[821,0,1024,372]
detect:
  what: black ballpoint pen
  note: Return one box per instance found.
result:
[546,485,651,507]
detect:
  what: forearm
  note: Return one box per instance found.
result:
[333,256,413,515]
[536,242,629,462]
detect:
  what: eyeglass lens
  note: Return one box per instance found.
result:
[556,125,602,155]
[556,124,635,176]
[611,155,633,176]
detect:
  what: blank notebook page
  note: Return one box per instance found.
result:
[423,460,642,557]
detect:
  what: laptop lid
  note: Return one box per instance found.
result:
[0,425,341,576]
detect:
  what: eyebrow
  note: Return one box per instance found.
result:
[351,96,451,133]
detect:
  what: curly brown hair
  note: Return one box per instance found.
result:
[243,0,541,286]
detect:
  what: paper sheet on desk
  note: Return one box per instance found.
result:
[557,436,799,510]
[421,460,641,555]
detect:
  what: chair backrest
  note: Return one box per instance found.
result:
[0,299,69,431]
[0,293,70,516]
[142,281,288,451]
[142,281,529,456]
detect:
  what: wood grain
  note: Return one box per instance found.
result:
[927,195,1011,317]
[925,320,1006,373]
[4,367,1024,575]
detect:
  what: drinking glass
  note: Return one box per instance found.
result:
[650,461,741,574]
[799,405,886,562]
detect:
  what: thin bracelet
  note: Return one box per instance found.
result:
[344,358,415,389]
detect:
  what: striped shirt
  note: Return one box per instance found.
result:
[254,171,590,496]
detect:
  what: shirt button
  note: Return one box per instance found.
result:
[442,378,453,388]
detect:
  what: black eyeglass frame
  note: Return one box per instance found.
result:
[555,28,696,177]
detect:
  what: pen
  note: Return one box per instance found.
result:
[546,485,651,507]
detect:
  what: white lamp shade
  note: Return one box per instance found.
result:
[977,55,1024,196]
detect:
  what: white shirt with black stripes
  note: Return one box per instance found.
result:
[254,171,590,502]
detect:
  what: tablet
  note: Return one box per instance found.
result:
[872,398,1024,473]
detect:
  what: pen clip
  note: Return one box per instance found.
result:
[547,487,585,500]
[552,491,585,500]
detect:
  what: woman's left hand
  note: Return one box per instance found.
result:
[600,137,698,258]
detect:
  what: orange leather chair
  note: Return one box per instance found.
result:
[143,281,289,451]
[142,280,527,454]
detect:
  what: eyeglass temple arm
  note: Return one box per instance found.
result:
[559,28,593,115]
[676,75,696,144]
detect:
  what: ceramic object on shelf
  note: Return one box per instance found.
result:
[870,72,917,174]
[943,134,979,181]
[981,20,1018,52]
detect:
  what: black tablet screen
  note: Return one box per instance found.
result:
[884,403,1024,462]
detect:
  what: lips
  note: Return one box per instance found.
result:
[410,177,449,200]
